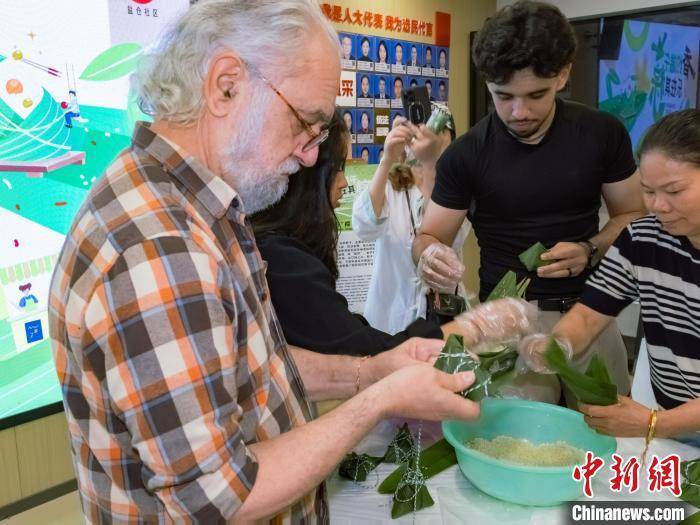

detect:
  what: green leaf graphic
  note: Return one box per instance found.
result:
[80,43,143,81]
[623,20,649,52]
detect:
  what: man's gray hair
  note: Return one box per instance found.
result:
[132,0,339,125]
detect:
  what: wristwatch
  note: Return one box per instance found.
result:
[578,240,599,269]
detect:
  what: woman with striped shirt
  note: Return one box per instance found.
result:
[520,109,700,442]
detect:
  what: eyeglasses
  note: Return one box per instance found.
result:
[258,74,329,153]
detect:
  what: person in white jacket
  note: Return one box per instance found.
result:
[352,109,471,335]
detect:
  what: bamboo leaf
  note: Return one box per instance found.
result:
[378,438,456,494]
[80,43,143,81]
[434,335,474,375]
[585,354,613,385]
[679,510,700,525]
[383,423,414,463]
[391,482,434,518]
[544,338,618,406]
[486,271,531,301]
[486,270,518,301]
[519,242,549,271]
[681,458,700,509]
[434,336,519,401]
[390,454,436,518]
[338,452,383,482]
[515,277,531,299]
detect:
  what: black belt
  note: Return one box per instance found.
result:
[537,296,580,313]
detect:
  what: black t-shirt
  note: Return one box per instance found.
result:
[432,98,637,301]
[256,232,443,356]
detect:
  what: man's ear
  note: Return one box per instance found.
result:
[556,63,573,91]
[203,51,247,118]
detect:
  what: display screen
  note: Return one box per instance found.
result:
[598,19,700,151]
[0,0,189,427]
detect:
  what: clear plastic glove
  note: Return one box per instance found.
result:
[417,243,465,293]
[517,333,574,374]
[455,298,538,345]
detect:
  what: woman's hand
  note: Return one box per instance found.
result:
[382,117,413,165]
[409,123,443,166]
[579,396,651,437]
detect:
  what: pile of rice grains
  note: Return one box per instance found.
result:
[467,436,585,467]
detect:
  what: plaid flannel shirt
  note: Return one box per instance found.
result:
[49,122,326,524]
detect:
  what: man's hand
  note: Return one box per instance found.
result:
[379,364,480,421]
[538,242,588,278]
[361,337,444,389]
[417,242,465,293]
[457,298,538,345]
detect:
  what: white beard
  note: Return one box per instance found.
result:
[222,86,301,214]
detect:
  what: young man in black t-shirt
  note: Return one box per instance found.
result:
[412,0,645,403]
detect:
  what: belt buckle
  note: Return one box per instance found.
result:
[559,297,577,313]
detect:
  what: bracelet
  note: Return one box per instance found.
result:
[641,409,658,468]
[646,409,658,443]
[355,356,370,394]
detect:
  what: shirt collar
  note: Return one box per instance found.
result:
[131,121,239,220]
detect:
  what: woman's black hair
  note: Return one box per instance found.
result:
[250,110,349,280]
[638,109,700,167]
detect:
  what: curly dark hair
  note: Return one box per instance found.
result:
[639,109,700,167]
[250,109,348,281]
[472,0,576,84]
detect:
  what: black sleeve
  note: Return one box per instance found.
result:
[258,235,442,356]
[600,112,637,184]
[431,134,474,210]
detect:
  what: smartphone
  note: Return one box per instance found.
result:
[402,86,432,125]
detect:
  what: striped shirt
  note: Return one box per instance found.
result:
[49,122,326,523]
[582,215,700,409]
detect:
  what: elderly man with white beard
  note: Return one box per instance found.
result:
[48,1,537,523]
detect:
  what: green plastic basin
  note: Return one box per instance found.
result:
[442,398,617,506]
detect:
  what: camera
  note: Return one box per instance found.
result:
[402,86,432,125]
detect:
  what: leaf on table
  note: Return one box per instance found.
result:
[338,452,383,482]
[390,455,435,519]
[378,438,456,494]
[681,458,700,509]
[679,510,700,525]
[383,423,415,464]
[391,482,435,518]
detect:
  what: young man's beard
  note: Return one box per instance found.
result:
[222,86,300,214]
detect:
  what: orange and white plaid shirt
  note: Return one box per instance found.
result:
[49,122,326,524]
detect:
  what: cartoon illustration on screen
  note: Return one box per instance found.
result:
[0,0,190,421]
